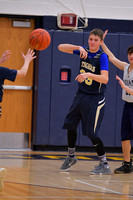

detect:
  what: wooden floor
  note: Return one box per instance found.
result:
[0,151,133,200]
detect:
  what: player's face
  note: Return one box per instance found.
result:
[88,34,102,53]
[128,52,133,64]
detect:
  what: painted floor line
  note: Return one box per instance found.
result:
[75,179,133,198]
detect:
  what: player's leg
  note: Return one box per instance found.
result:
[90,137,111,174]
[60,91,81,171]
[0,168,7,191]
[60,129,78,171]
[122,140,131,162]
[114,102,133,173]
[114,140,132,174]
[67,129,77,158]
[81,94,111,174]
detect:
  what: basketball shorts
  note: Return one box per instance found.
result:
[121,102,133,141]
[63,90,105,138]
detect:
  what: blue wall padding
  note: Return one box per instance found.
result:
[49,31,83,145]
[33,31,53,145]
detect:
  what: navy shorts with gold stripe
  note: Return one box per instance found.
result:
[63,90,105,138]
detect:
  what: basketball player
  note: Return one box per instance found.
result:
[101,31,133,173]
[0,48,36,191]
[58,28,111,174]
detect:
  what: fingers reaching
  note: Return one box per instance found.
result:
[103,30,108,41]
[116,75,120,80]
[0,50,11,63]
[21,48,36,62]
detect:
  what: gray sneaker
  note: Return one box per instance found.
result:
[60,156,78,171]
[90,163,111,175]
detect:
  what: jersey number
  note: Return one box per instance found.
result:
[80,69,92,86]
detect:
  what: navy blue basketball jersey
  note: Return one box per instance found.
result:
[73,48,108,94]
[0,66,17,102]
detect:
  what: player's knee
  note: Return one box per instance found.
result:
[90,137,102,146]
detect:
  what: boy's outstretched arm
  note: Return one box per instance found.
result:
[58,44,88,59]
[101,30,127,71]
[17,48,36,77]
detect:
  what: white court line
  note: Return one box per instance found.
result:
[80,180,133,183]
[75,179,133,198]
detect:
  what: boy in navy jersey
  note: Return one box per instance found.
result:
[0,48,36,191]
[58,28,111,174]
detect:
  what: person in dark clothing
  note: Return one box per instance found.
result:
[101,30,133,173]
[0,48,36,191]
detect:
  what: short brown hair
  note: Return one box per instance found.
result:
[127,45,133,54]
[89,28,104,41]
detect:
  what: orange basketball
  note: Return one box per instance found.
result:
[29,28,51,50]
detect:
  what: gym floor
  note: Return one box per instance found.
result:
[0,151,133,200]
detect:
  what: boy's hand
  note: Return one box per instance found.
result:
[116,75,125,89]
[79,47,88,59]
[0,50,11,64]
[75,73,89,83]
[103,30,108,41]
[22,48,36,63]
